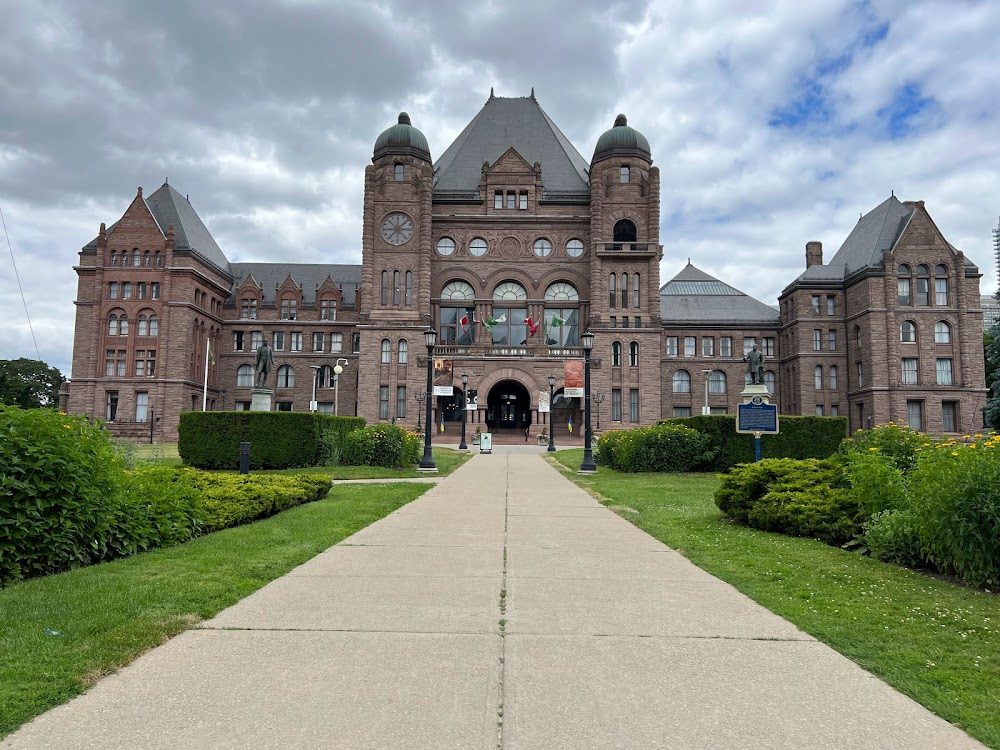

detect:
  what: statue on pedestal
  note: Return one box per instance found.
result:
[744,344,765,385]
[254,338,275,387]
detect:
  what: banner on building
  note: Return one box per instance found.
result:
[466,389,478,410]
[538,390,550,413]
[564,361,584,397]
[433,359,454,396]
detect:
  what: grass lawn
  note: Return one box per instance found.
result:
[0,482,429,739]
[549,449,1000,749]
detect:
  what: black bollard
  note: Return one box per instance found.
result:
[240,441,250,474]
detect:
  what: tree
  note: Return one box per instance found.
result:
[0,358,65,409]
[984,292,1000,429]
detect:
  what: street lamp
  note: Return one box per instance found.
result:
[547,374,556,453]
[594,391,607,431]
[309,365,321,412]
[419,327,437,471]
[413,390,425,428]
[702,369,712,416]
[459,372,469,451]
[333,358,348,416]
[579,330,596,473]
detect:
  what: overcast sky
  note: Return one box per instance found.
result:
[2,0,999,377]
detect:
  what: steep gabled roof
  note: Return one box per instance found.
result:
[228,263,362,307]
[144,182,231,275]
[826,195,913,276]
[433,94,590,199]
[660,262,780,324]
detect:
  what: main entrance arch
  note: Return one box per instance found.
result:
[486,380,531,431]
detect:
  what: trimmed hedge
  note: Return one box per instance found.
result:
[187,472,333,533]
[341,424,422,468]
[662,415,848,470]
[178,412,364,470]
[596,423,714,472]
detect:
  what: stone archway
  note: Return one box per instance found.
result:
[486,380,531,431]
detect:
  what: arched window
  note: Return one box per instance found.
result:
[763,370,776,394]
[708,370,726,394]
[148,315,158,337]
[108,314,119,336]
[436,237,456,256]
[916,264,929,276]
[613,219,637,242]
[398,339,408,364]
[898,264,911,276]
[132,249,140,266]
[915,264,930,305]
[491,282,529,346]
[143,250,151,267]
[672,369,691,393]
[276,365,294,388]
[609,273,616,308]
[138,314,148,336]
[155,251,163,267]
[934,266,948,305]
[815,366,823,390]
[381,270,388,305]
[935,321,951,344]
[405,270,412,305]
[110,251,118,266]
[469,238,488,257]
[900,320,917,343]
[393,270,401,305]
[855,325,862,345]
[533,238,552,257]
[118,314,128,336]
[441,280,475,300]
[612,341,622,367]
[544,282,579,301]
[621,273,629,308]
[566,239,585,257]
[829,365,838,390]
[381,338,391,364]
[629,341,639,367]
[633,273,641,307]
[935,264,948,276]
[237,364,254,387]
[492,281,527,301]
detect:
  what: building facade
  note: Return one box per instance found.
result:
[66,93,989,441]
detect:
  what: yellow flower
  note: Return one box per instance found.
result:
[63,425,72,429]
[962,435,971,440]
[951,451,959,456]
[868,447,878,451]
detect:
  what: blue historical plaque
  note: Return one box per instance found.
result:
[737,402,779,434]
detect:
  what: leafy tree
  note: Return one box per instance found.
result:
[984,292,1000,429]
[0,358,65,409]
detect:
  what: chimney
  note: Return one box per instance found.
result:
[806,241,823,268]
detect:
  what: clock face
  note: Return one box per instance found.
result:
[381,212,413,246]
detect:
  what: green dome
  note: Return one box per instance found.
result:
[592,114,650,163]
[373,112,431,162]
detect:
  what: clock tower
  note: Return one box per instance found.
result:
[358,112,434,420]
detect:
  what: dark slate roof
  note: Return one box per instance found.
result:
[660,262,780,324]
[144,183,232,275]
[433,94,590,199]
[826,195,913,276]
[228,263,362,307]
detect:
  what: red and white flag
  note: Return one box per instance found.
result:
[459,314,469,334]
[525,315,540,337]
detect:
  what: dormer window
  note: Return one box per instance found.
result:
[241,297,258,320]
[519,191,528,210]
[394,163,404,181]
[494,191,503,209]
[281,298,297,320]
[506,192,515,209]
[620,165,630,183]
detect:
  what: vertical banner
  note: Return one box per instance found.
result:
[564,361,584,397]
[466,389,478,410]
[433,359,454,396]
[538,390,550,413]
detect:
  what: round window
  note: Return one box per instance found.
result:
[566,239,585,257]
[533,238,553,257]
[436,237,456,256]
[469,238,488,257]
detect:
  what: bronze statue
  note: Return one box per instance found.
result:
[254,337,274,387]
[744,344,765,385]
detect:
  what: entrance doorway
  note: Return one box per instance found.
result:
[486,380,531,431]
[436,387,465,423]
[551,389,582,437]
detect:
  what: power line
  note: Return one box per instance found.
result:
[0,202,40,360]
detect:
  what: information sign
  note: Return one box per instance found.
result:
[479,432,492,453]
[736,401,779,434]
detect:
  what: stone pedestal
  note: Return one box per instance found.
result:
[741,383,772,404]
[250,388,273,412]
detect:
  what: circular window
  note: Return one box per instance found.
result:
[566,239,585,257]
[469,238,488,257]
[436,237,456,256]
[533,238,553,257]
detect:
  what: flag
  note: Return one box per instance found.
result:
[484,315,501,333]
[550,314,566,328]
[459,314,469,334]
[439,412,445,432]
[207,340,215,366]
[525,315,540,337]
[567,414,573,434]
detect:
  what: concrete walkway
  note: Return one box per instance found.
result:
[3,452,985,749]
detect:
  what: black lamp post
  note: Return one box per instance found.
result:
[579,330,597,473]
[594,391,606,431]
[459,372,469,451]
[419,328,437,471]
[547,375,556,452]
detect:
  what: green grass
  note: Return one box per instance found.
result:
[549,449,1000,749]
[0,482,429,739]
[266,446,472,479]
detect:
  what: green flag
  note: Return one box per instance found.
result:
[550,315,565,327]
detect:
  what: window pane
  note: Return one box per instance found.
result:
[901,358,917,385]
[629,389,639,422]
[936,358,952,385]
[935,278,947,305]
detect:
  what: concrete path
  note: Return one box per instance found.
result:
[2,452,985,749]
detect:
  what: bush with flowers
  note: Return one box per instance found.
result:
[340,423,422,468]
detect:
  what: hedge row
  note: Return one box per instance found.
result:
[661,415,848,470]
[596,423,715,472]
[340,424,422,468]
[178,412,365,470]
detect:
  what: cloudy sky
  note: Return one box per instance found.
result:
[2,0,999,377]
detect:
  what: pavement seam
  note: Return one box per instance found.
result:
[496,452,510,750]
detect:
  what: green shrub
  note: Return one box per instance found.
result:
[341,424,421,468]
[715,458,844,523]
[843,447,909,516]
[610,423,714,473]
[178,412,364,470]
[105,467,202,558]
[663,415,848,470]
[838,423,925,473]
[595,430,628,468]
[908,437,1000,587]
[748,485,863,545]
[188,472,332,533]
[0,406,123,585]
[864,509,924,567]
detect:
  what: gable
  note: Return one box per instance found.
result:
[488,147,535,175]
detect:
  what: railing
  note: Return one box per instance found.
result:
[595,242,662,253]
[433,344,584,358]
